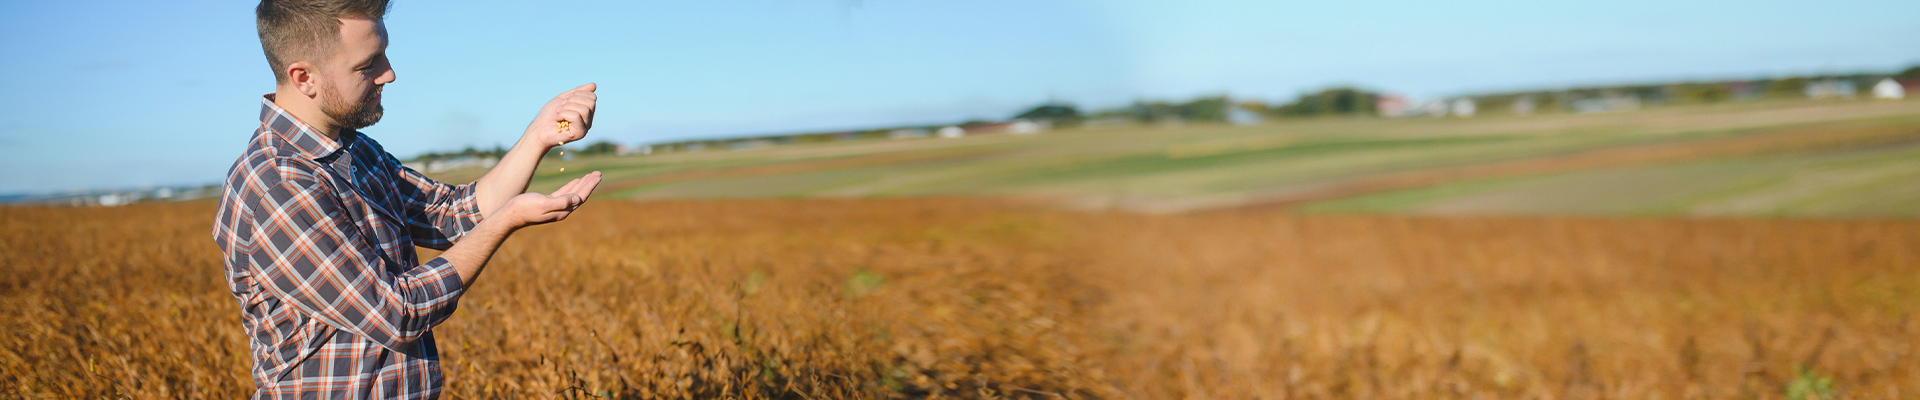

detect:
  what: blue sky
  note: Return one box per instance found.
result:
[1,0,1916,194]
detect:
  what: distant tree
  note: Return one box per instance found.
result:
[1115,96,1235,123]
[1237,101,1270,114]
[1128,100,1181,123]
[1013,103,1084,128]
[580,140,620,155]
[1764,77,1808,99]
[1669,82,1731,104]
[1898,65,1920,82]
[1270,87,1379,117]
[1180,96,1231,122]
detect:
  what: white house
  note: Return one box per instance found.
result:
[1008,119,1046,135]
[1510,95,1537,115]
[937,126,966,138]
[1805,80,1857,99]
[1572,95,1641,114]
[888,128,931,139]
[1872,78,1905,100]
[617,144,653,156]
[1449,98,1477,117]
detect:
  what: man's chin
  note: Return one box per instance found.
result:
[337,106,384,130]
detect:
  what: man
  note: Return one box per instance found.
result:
[212,0,602,397]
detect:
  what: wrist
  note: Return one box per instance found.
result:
[482,207,526,233]
[517,132,557,151]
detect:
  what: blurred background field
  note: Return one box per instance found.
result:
[457,99,1920,218]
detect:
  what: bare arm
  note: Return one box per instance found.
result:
[474,83,598,218]
[445,171,602,287]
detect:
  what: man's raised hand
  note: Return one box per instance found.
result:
[500,171,603,228]
[525,83,598,148]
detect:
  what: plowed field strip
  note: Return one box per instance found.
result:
[1219,121,1920,213]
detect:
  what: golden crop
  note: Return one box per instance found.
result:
[3,200,1916,398]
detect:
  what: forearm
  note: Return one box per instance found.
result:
[437,216,516,289]
[472,135,551,218]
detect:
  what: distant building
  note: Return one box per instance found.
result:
[617,144,653,156]
[1804,79,1857,99]
[937,126,965,138]
[1376,94,1408,117]
[1872,78,1905,100]
[1449,98,1477,117]
[1572,95,1641,114]
[888,128,931,140]
[1008,119,1046,135]
[1509,95,1537,115]
[728,139,774,151]
[405,156,499,173]
[1728,81,1764,100]
[1226,107,1263,126]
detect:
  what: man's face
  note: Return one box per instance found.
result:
[319,18,393,130]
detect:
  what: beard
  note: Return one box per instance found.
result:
[320,82,383,130]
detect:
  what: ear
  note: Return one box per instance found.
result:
[286,61,320,99]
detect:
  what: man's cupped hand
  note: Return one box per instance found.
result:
[501,171,602,228]
[525,83,598,148]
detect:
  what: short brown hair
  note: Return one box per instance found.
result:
[256,0,392,84]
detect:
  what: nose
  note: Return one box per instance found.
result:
[375,58,396,85]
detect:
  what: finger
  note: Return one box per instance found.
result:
[547,194,581,214]
[535,210,569,223]
[519,194,570,219]
[574,171,603,202]
[580,98,596,125]
[555,174,597,205]
[574,82,596,93]
[553,177,583,197]
[562,176,592,197]
[558,110,585,140]
[561,103,593,130]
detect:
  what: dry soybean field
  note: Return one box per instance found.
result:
[3,200,1919,398]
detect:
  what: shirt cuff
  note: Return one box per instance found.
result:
[412,256,467,307]
[444,183,486,241]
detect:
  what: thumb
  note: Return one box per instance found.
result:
[574,82,597,93]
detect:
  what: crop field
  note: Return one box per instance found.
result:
[5,100,1920,398]
[5,200,1919,398]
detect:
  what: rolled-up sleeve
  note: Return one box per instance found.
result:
[246,162,465,351]
[391,160,485,250]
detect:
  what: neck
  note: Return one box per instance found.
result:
[271,87,340,141]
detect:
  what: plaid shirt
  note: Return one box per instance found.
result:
[213,95,486,398]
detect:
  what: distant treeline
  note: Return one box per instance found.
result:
[410,66,1919,161]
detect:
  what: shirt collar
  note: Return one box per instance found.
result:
[259,94,351,160]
